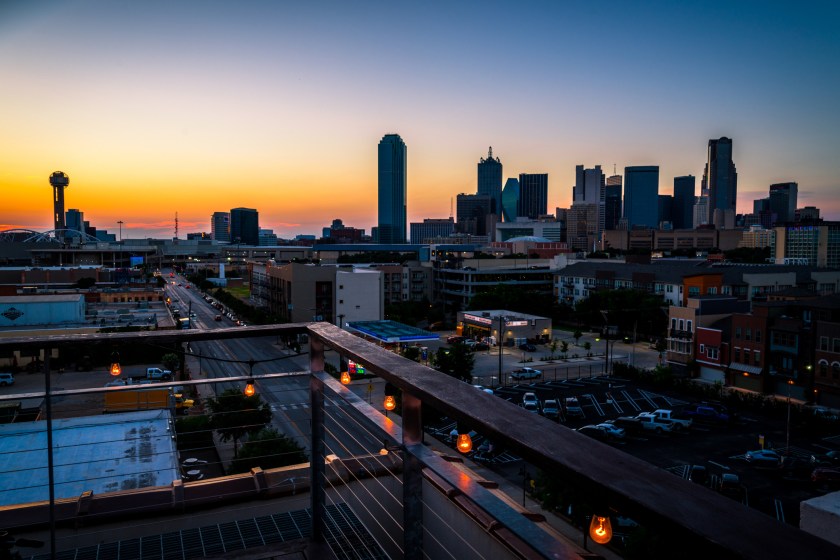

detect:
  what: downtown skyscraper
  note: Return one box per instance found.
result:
[517,173,548,219]
[705,137,737,229]
[624,166,659,229]
[377,134,407,244]
[477,147,502,215]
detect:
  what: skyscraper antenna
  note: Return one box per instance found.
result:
[613,163,617,176]
[450,197,453,219]
[489,146,493,159]
[174,212,179,240]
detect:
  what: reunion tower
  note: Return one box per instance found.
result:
[49,171,69,239]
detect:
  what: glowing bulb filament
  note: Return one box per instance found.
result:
[457,433,473,453]
[384,395,396,411]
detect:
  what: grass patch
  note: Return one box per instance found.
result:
[224,286,250,299]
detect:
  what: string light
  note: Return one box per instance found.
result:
[244,379,256,397]
[109,351,121,376]
[340,371,351,385]
[457,433,473,453]
[384,395,396,411]
[589,515,613,544]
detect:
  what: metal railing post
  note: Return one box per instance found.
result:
[43,348,56,560]
[309,336,326,544]
[402,393,424,560]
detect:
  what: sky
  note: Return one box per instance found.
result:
[1,0,838,239]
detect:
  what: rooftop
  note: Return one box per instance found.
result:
[0,409,178,507]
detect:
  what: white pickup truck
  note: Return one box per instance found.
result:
[146,367,173,381]
[651,409,692,432]
[636,412,675,434]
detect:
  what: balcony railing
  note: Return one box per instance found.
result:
[0,324,837,560]
[669,328,693,340]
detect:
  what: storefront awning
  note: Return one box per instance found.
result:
[729,362,762,375]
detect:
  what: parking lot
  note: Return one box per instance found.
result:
[428,370,840,527]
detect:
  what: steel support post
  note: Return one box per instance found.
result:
[44,349,56,560]
[309,336,326,543]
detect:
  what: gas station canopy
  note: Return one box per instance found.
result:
[346,320,440,344]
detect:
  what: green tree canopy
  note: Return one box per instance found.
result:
[227,428,307,474]
[161,352,180,372]
[207,389,272,457]
[434,345,475,382]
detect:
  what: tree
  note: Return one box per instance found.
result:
[434,345,475,382]
[573,330,583,346]
[207,389,272,457]
[560,341,569,358]
[161,353,180,373]
[228,428,307,474]
[583,341,592,357]
[403,346,421,362]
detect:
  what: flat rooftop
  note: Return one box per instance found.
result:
[0,409,179,507]
[346,320,439,343]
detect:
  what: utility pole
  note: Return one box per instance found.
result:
[498,314,505,387]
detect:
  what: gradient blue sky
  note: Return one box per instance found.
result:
[1,0,838,239]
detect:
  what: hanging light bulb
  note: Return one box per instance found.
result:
[244,379,256,397]
[589,515,613,545]
[109,351,121,376]
[384,395,396,411]
[340,371,351,385]
[457,433,473,453]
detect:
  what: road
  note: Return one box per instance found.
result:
[165,274,386,460]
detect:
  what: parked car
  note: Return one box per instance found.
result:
[684,405,731,424]
[519,343,537,352]
[718,473,741,497]
[609,416,643,434]
[474,341,490,351]
[472,385,494,395]
[0,373,14,386]
[522,393,540,406]
[542,399,560,420]
[744,449,782,467]
[510,367,542,380]
[689,465,708,485]
[810,450,840,467]
[811,467,840,484]
[594,423,625,439]
[446,335,465,344]
[215,314,222,321]
[565,397,584,418]
[577,425,610,441]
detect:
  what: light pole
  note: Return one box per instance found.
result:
[497,314,506,387]
[785,379,794,455]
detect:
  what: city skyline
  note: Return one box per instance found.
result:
[1,1,838,239]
